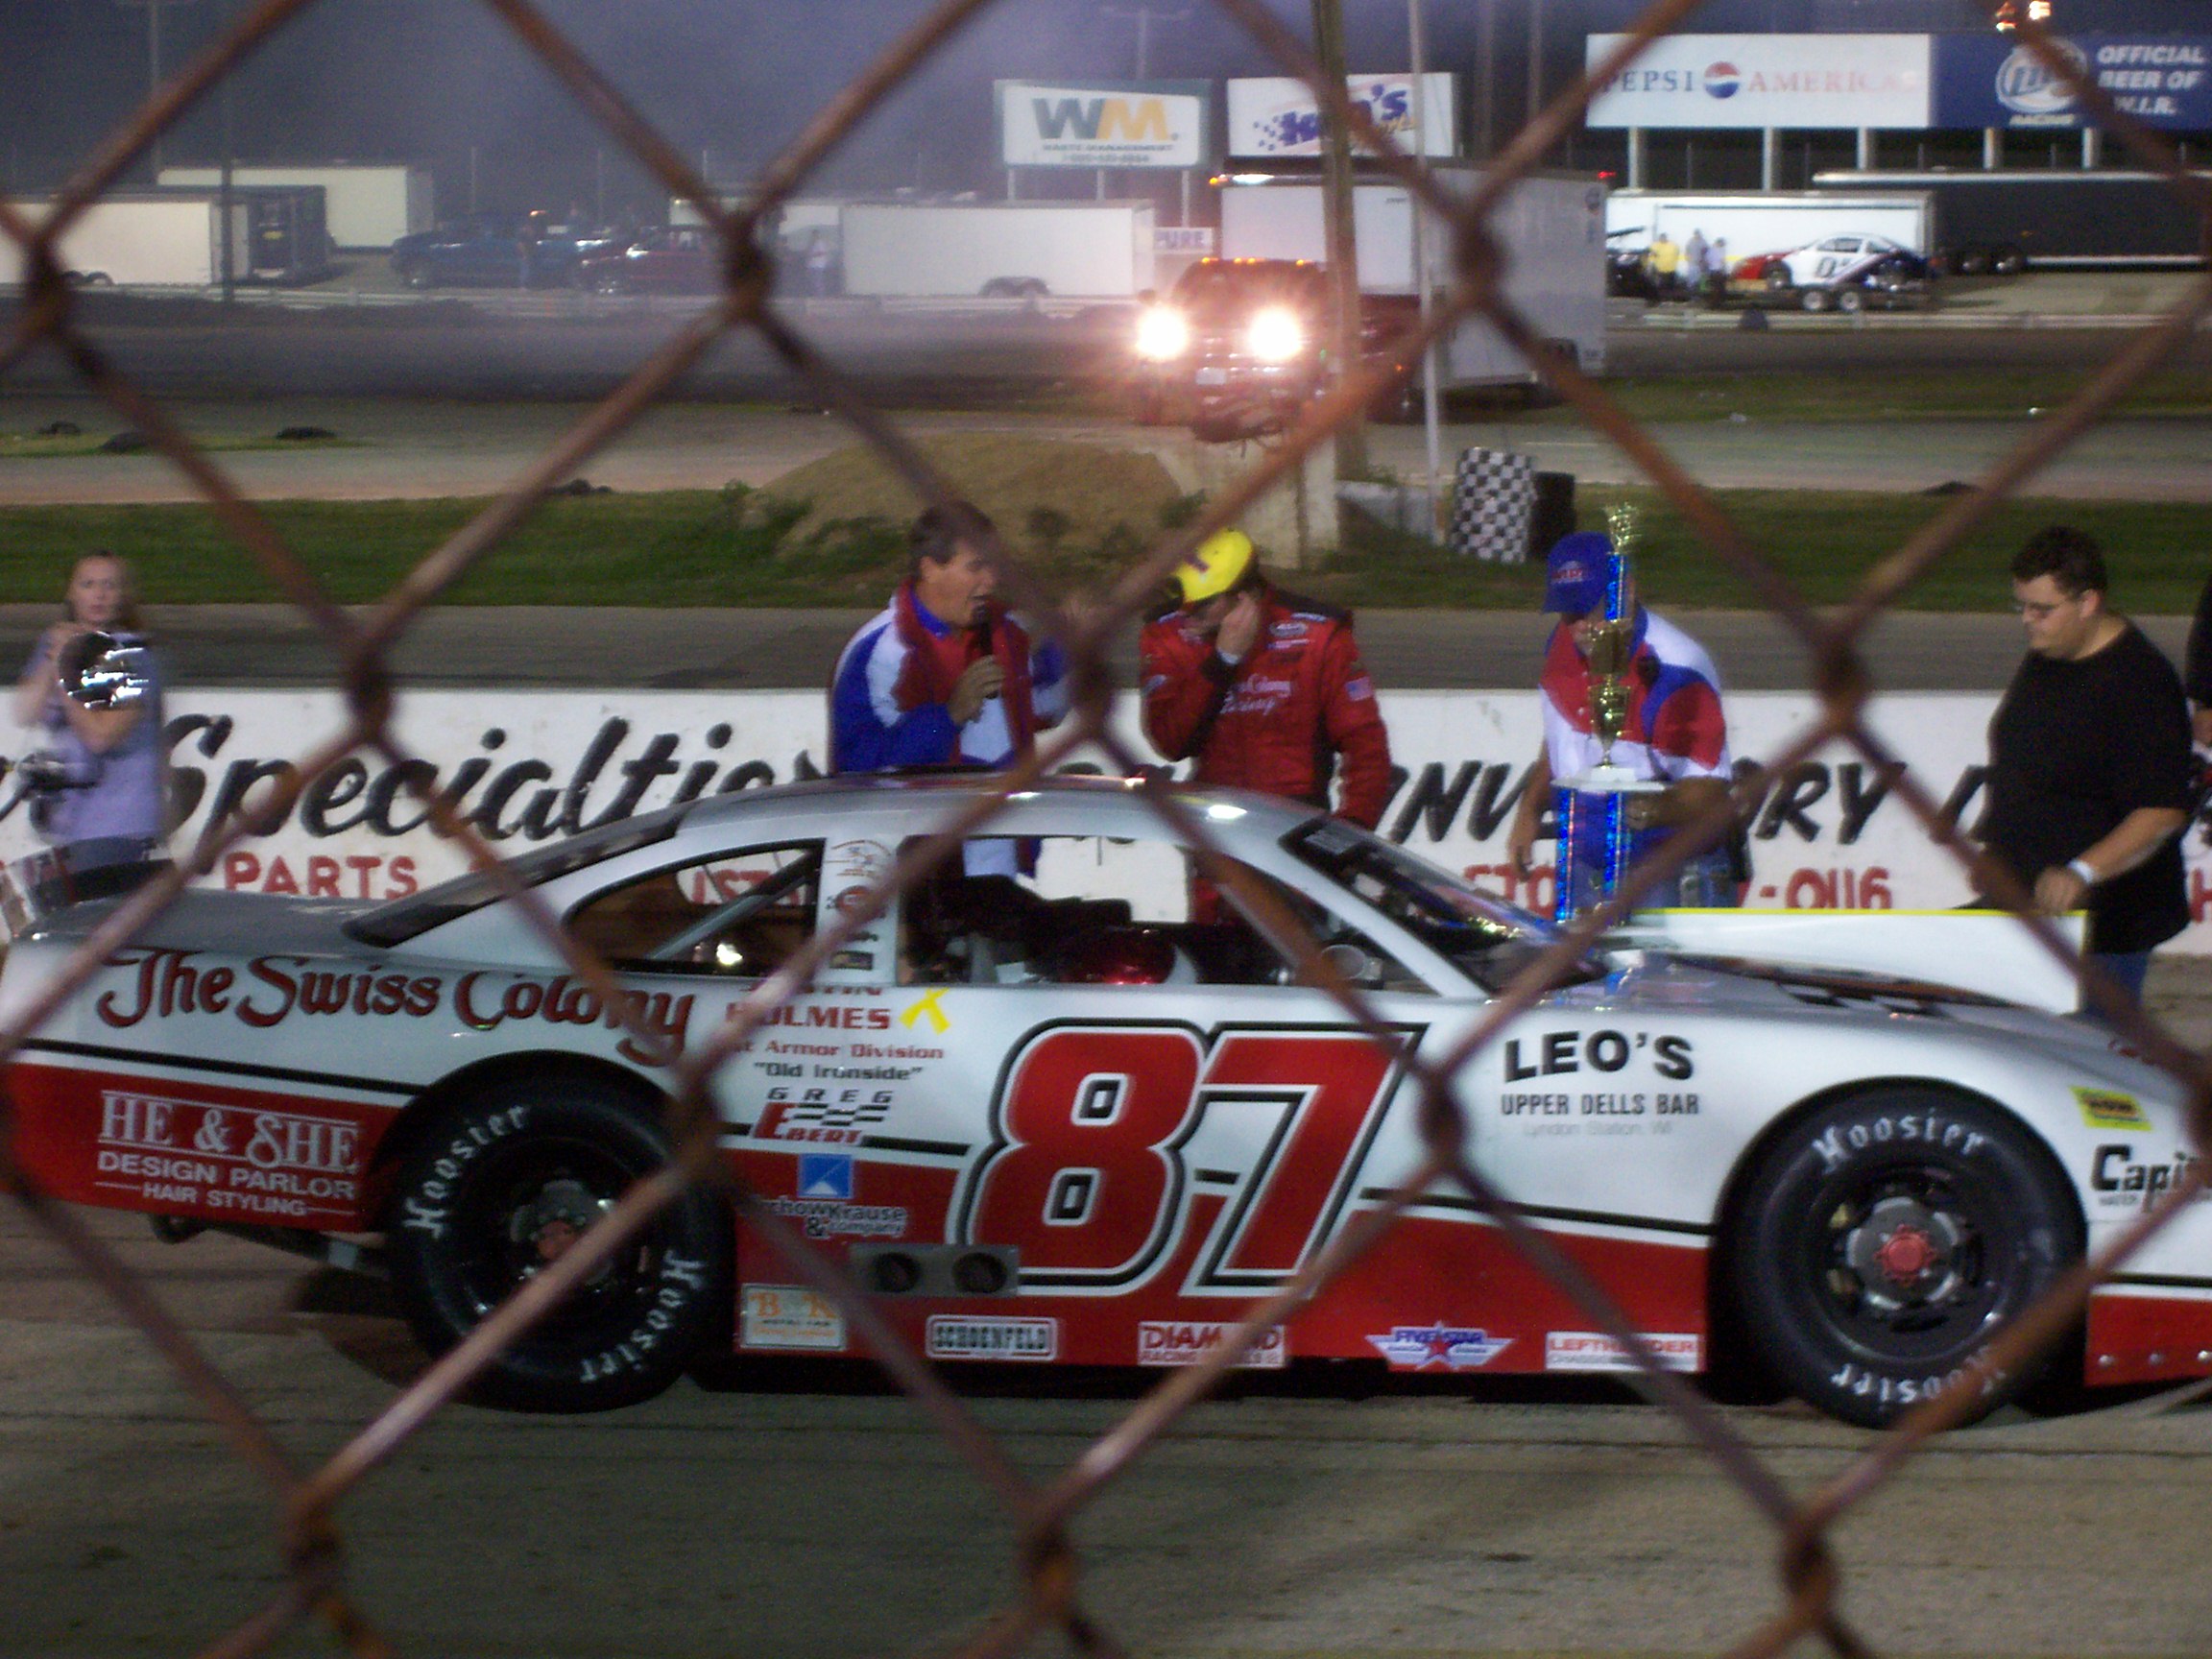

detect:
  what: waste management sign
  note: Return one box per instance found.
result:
[16,686,2212,954]
[996,80,1209,169]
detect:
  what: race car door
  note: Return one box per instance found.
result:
[892,830,1442,1335]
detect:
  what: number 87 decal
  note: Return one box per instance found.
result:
[955,1022,1417,1291]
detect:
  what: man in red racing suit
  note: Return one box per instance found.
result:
[1140,529,1392,828]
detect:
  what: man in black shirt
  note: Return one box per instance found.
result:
[1977,525,2192,1007]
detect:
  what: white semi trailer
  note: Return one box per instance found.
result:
[0,193,248,288]
[1218,167,1608,385]
[159,164,432,250]
[839,201,1157,299]
[1603,190,1936,263]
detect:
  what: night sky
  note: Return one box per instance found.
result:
[2,0,2204,216]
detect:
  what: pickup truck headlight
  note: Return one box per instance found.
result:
[1246,305,1304,363]
[1134,306,1190,362]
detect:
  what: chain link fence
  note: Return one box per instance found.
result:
[4,0,2211,1654]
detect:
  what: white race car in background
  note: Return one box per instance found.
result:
[1734,233,1937,313]
[2,776,2202,1426]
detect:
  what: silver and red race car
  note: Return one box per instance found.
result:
[2,775,2202,1426]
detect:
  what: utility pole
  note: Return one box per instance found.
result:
[1311,0,1367,479]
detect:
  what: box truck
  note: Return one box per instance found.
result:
[839,201,1156,299]
[1,189,330,289]
[159,164,432,250]
[1603,190,1937,265]
[1214,167,1608,385]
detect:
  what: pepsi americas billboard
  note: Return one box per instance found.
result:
[1934,36,2212,131]
[1585,35,1932,130]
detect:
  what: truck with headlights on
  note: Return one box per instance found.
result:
[1130,167,1605,438]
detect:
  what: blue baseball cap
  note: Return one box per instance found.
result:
[1541,531,1617,615]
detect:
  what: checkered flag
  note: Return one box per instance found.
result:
[1448,446,1537,563]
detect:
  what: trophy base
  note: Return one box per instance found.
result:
[1556,764,1665,795]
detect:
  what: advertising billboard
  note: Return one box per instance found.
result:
[1933,35,2212,131]
[996,80,1209,169]
[1584,34,1932,130]
[1226,74,1456,158]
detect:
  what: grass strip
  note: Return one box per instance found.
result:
[0,484,2201,612]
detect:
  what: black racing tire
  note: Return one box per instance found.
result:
[1724,1088,2080,1429]
[1836,287,1866,315]
[1763,267,1791,292]
[1955,247,1992,277]
[588,266,625,297]
[1799,286,1833,313]
[397,260,435,292]
[385,1075,732,1412]
[1992,247,2029,277]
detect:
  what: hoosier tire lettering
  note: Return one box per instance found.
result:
[384,1078,731,1412]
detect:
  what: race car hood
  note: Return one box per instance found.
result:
[1600,951,2148,1071]
[20,889,374,962]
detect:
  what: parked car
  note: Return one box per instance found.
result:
[1737,233,1936,313]
[3,774,2206,1426]
[1605,228,1663,301]
[574,225,721,296]
[390,213,619,291]
[1130,257,1418,438]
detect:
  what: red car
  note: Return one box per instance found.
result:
[574,226,723,297]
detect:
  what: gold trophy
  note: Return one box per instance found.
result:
[1561,505,1657,794]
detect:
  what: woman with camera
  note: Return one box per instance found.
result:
[12,551,167,882]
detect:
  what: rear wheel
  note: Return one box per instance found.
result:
[1836,287,1866,315]
[1992,247,2029,276]
[1724,1088,2080,1429]
[1800,286,1833,313]
[385,1076,731,1412]
[1763,267,1791,292]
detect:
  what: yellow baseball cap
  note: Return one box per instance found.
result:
[1174,528,1256,604]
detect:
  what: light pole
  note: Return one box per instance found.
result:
[1312,0,1367,480]
[1409,0,1441,539]
[115,0,204,176]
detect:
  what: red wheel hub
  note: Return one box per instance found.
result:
[1873,1223,1938,1286]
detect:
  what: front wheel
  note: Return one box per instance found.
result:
[1836,287,1866,315]
[385,1076,732,1411]
[1800,286,1833,313]
[1764,267,1791,292]
[1724,1088,2080,1429]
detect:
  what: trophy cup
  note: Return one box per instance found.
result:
[1552,506,1663,920]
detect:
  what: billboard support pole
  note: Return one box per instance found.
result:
[1857,127,1874,170]
[1409,0,1441,541]
[1310,0,1367,482]
[1762,127,1778,190]
[1627,127,1646,189]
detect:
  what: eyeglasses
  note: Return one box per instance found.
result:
[2013,594,2080,621]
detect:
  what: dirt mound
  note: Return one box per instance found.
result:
[761,432,1192,591]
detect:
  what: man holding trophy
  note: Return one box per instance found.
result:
[1505,523,1739,919]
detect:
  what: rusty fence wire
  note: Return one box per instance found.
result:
[3,0,2211,1654]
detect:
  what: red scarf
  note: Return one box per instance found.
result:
[893,582,1035,762]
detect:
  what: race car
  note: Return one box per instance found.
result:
[1736,233,1936,313]
[3,775,2204,1427]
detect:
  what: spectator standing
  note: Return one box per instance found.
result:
[1680,228,1708,293]
[1702,237,1730,302]
[2180,561,2212,747]
[1975,525,2191,1006]
[804,230,834,298]
[829,501,1070,796]
[12,550,167,878]
[1506,531,1737,916]
[1140,529,1391,829]
[1646,230,1681,297]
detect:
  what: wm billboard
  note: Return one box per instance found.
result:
[997,80,1210,169]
